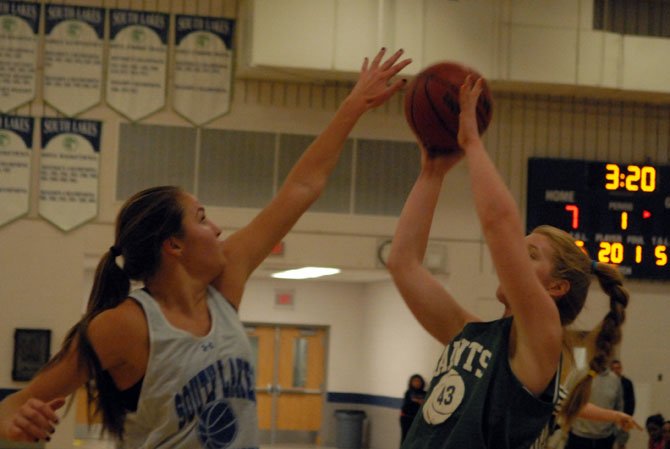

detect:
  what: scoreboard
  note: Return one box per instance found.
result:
[526,158,670,280]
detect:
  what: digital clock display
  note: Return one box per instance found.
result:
[526,158,670,280]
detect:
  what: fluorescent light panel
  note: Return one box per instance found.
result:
[271,266,340,280]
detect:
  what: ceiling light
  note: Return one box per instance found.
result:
[271,267,340,280]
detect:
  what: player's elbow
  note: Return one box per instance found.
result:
[387,249,422,278]
[386,252,402,275]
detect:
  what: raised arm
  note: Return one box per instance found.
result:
[387,148,480,345]
[457,76,562,394]
[214,48,411,307]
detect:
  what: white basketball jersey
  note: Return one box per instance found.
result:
[120,286,258,449]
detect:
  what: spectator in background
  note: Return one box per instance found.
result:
[564,367,623,449]
[611,359,636,449]
[400,374,426,446]
[647,414,665,449]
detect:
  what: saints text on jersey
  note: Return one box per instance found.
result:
[434,336,492,378]
[423,336,495,425]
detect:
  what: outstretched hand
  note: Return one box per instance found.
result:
[457,74,484,151]
[348,48,412,110]
[614,411,643,432]
[5,397,65,442]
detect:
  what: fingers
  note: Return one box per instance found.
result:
[364,76,409,109]
[360,56,369,73]
[460,75,484,101]
[371,50,411,92]
[380,48,405,71]
[459,74,472,96]
[387,57,413,78]
[364,48,410,76]
[7,422,35,442]
[618,414,643,431]
[351,48,411,110]
[10,415,53,442]
[49,397,66,412]
[370,47,387,69]
[461,75,482,92]
[386,78,409,96]
[8,398,61,442]
[45,398,65,422]
[473,77,484,96]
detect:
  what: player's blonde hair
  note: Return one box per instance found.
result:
[532,225,629,429]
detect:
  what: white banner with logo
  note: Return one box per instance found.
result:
[43,4,104,116]
[0,1,39,112]
[173,15,235,126]
[39,118,101,231]
[0,114,33,227]
[106,9,168,121]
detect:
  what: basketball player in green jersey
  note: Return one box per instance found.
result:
[388,76,630,449]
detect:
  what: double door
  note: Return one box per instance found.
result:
[245,324,328,445]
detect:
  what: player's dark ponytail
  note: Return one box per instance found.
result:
[43,186,185,438]
[559,261,629,429]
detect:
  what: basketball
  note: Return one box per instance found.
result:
[404,61,493,157]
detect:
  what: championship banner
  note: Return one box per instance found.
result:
[0,114,33,227]
[106,9,168,121]
[43,4,104,116]
[0,1,39,112]
[39,118,101,232]
[173,15,235,126]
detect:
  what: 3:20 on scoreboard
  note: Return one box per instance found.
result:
[526,157,670,280]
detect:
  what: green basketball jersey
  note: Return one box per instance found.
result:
[401,317,557,449]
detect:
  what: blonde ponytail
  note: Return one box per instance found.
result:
[559,261,629,429]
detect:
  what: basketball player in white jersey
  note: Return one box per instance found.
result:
[0,48,411,449]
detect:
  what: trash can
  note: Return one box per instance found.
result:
[334,409,366,449]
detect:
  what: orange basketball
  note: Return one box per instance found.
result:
[404,62,493,156]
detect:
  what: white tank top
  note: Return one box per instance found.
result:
[120,286,258,449]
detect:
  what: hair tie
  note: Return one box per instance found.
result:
[591,260,598,273]
[587,369,597,378]
[109,245,121,257]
